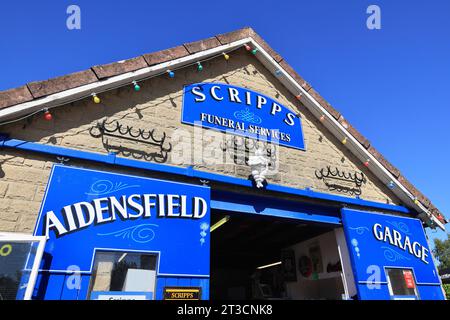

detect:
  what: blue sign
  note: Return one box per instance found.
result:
[90,291,153,300]
[33,165,210,276]
[182,83,306,150]
[342,208,444,300]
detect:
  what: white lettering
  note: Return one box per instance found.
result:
[192,86,206,102]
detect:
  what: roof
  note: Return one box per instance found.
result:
[0,27,446,228]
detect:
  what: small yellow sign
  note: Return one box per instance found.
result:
[163,287,201,300]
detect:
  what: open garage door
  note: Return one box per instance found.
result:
[210,210,348,300]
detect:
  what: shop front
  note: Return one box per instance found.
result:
[0,27,446,300]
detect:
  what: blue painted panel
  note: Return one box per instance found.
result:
[78,275,91,300]
[211,190,341,225]
[417,285,445,300]
[341,208,444,300]
[33,164,210,276]
[182,83,306,150]
[155,278,166,300]
[357,284,391,300]
[33,273,66,300]
[177,278,192,286]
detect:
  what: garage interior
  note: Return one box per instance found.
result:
[210,210,346,300]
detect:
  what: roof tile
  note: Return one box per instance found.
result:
[0,86,34,109]
[216,27,252,45]
[368,146,401,178]
[27,69,98,99]
[307,87,341,120]
[143,45,189,66]
[398,175,431,208]
[248,29,283,63]
[338,118,371,149]
[184,37,221,54]
[279,60,312,91]
[92,56,148,79]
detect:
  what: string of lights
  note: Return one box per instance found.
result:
[0,43,261,127]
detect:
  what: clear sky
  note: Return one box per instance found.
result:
[0,1,449,246]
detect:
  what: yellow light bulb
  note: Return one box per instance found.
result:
[93,95,100,104]
[223,53,230,60]
[342,137,347,144]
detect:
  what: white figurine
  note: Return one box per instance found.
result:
[248,148,269,188]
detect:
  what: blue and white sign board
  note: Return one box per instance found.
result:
[33,165,210,299]
[90,291,153,300]
[341,208,444,300]
[182,83,306,150]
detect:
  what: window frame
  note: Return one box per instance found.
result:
[0,232,46,300]
[87,249,159,300]
[384,266,420,300]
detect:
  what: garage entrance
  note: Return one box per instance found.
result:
[210,210,347,300]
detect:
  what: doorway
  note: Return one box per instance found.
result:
[210,211,347,300]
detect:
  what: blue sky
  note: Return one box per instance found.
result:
[0,1,449,246]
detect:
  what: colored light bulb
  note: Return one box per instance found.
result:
[167,70,175,78]
[44,110,52,121]
[275,69,282,76]
[251,48,258,55]
[388,181,395,189]
[342,137,347,144]
[296,94,302,100]
[364,160,370,167]
[92,94,101,104]
[132,81,140,92]
[244,44,251,51]
[223,53,230,60]
[197,62,203,71]
[319,115,325,122]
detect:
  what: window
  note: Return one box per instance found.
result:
[88,251,158,300]
[0,233,46,300]
[385,268,419,300]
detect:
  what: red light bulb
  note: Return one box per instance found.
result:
[44,110,52,121]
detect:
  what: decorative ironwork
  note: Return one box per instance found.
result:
[220,135,277,167]
[89,119,172,163]
[315,166,366,196]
